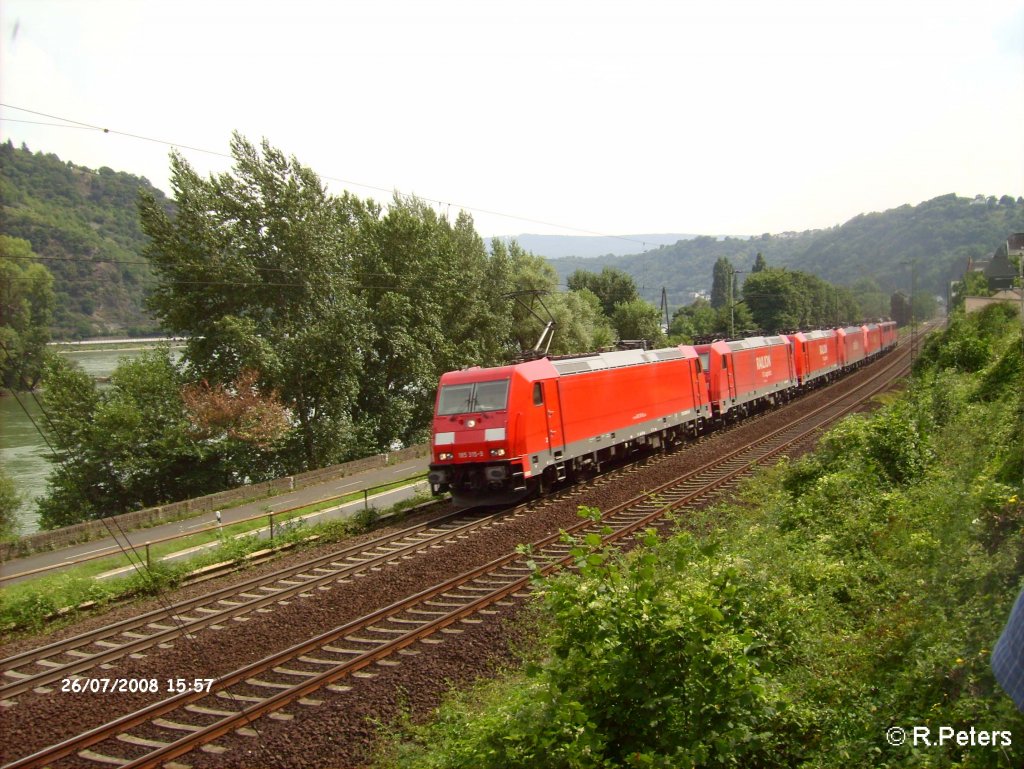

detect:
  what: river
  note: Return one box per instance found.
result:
[1,344,184,535]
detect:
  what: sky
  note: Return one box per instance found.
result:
[1,0,1022,239]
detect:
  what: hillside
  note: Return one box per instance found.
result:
[0,142,170,338]
[550,195,1024,309]
[548,232,819,305]
[3,139,1020,332]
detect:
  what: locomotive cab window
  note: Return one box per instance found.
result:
[437,379,510,415]
[533,383,544,406]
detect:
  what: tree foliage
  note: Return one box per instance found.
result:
[566,267,640,317]
[140,134,374,469]
[0,236,54,389]
[354,201,512,450]
[36,351,287,528]
[0,466,20,539]
[710,256,735,309]
[742,267,858,333]
[611,298,667,345]
[0,141,168,337]
[503,241,615,355]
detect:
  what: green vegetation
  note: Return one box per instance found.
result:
[0,141,169,338]
[0,235,55,389]
[378,304,1024,768]
[36,349,289,528]
[27,135,632,528]
[742,266,860,332]
[1,483,433,635]
[666,259,868,341]
[0,466,20,540]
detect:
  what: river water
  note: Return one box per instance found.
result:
[1,345,183,535]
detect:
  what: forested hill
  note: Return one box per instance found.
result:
[549,194,1024,307]
[0,141,170,338]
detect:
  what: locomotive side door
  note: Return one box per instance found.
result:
[542,379,565,456]
[723,354,736,403]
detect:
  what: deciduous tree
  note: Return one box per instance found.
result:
[140,134,372,470]
[0,236,54,390]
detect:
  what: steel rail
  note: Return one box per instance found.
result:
[0,505,499,699]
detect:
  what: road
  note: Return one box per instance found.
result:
[0,455,431,585]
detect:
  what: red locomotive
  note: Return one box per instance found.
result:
[879,320,898,351]
[837,325,868,368]
[429,322,900,506]
[428,346,710,505]
[693,336,797,418]
[787,329,841,387]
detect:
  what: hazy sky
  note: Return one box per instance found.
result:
[1,0,1022,238]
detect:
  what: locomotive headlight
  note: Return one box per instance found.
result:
[489,448,506,457]
[438,452,454,460]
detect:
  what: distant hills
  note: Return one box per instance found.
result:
[547,195,1024,310]
[2,142,1021,335]
[487,233,703,259]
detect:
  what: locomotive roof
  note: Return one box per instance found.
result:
[722,335,789,352]
[550,346,694,376]
[790,329,837,341]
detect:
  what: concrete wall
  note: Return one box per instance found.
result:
[1,444,428,560]
[965,292,1024,316]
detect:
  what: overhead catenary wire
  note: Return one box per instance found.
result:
[0,103,658,251]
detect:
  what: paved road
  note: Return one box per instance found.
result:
[0,455,431,585]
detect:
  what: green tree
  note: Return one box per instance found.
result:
[503,241,615,356]
[911,290,937,322]
[0,466,20,539]
[669,297,718,341]
[851,277,889,319]
[752,252,768,273]
[36,351,287,528]
[710,257,735,310]
[566,267,640,318]
[951,270,990,309]
[352,200,512,450]
[0,141,166,337]
[744,267,858,333]
[611,299,667,346]
[0,236,54,389]
[140,134,372,470]
[890,291,912,327]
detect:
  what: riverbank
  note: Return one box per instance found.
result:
[2,341,186,535]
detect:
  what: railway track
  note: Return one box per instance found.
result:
[0,505,501,701]
[3,340,912,769]
[0,388,784,706]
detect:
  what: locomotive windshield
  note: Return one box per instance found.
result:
[437,379,510,415]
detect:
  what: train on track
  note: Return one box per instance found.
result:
[428,321,898,506]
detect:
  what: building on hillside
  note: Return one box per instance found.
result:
[986,242,1020,291]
